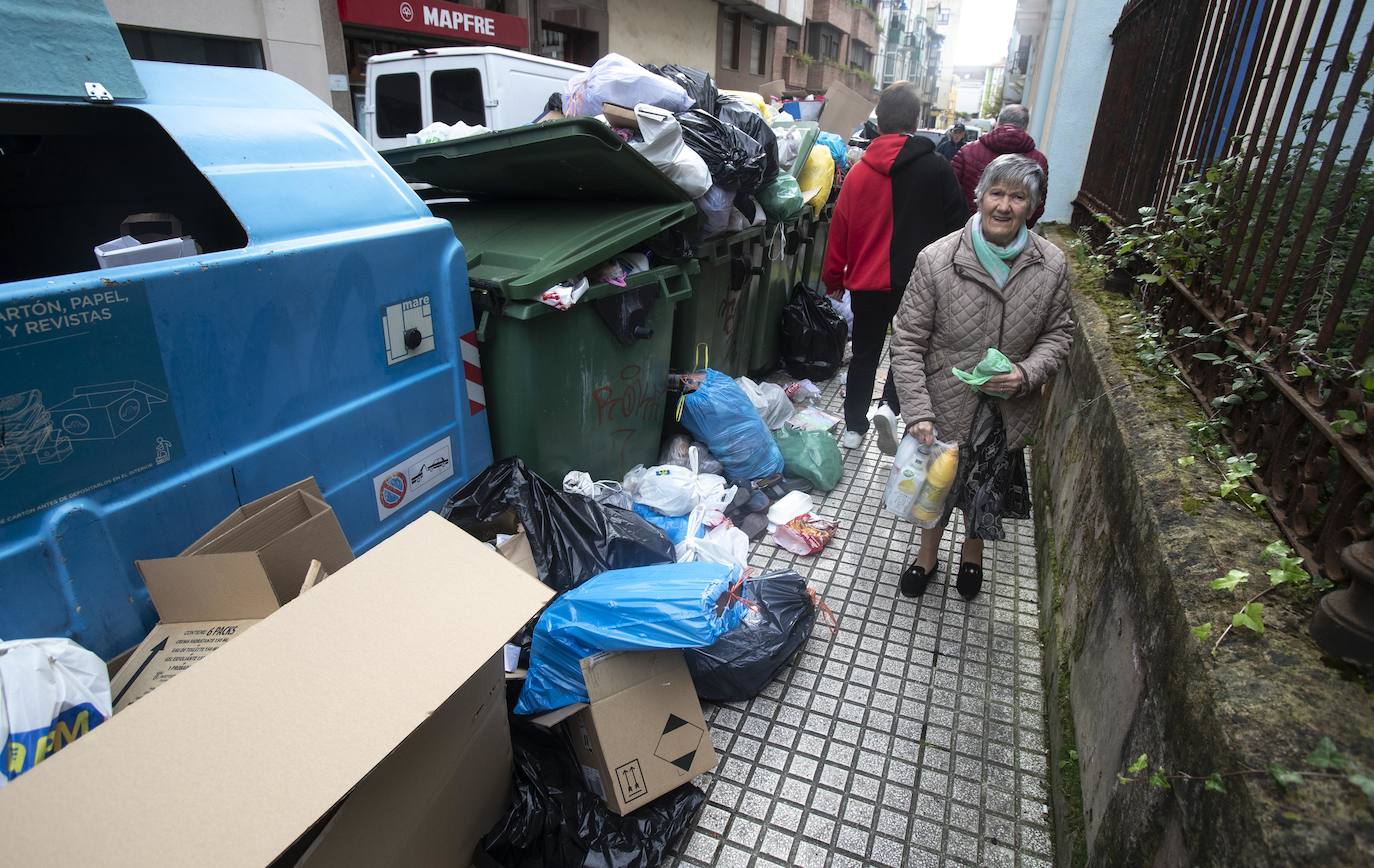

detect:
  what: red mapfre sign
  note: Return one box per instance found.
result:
[337,0,527,50]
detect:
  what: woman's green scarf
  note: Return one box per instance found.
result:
[972,213,1028,288]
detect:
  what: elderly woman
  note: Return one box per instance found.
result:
[889,153,1073,599]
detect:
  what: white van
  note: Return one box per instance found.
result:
[364,47,586,151]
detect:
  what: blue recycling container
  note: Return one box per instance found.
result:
[1,22,491,660]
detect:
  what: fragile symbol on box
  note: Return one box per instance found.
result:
[372,437,454,520]
[654,713,704,773]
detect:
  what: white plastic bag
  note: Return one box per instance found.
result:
[626,451,736,518]
[696,185,735,238]
[911,440,960,529]
[775,514,838,555]
[676,507,750,568]
[0,637,112,787]
[784,379,823,403]
[563,53,692,118]
[563,471,632,510]
[629,105,712,198]
[737,377,794,430]
[766,490,814,527]
[406,120,490,145]
[882,435,930,519]
[828,290,854,332]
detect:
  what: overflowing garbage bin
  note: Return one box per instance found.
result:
[669,225,765,377]
[0,51,492,660]
[385,119,700,483]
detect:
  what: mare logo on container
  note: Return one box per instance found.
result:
[372,437,453,520]
[0,283,181,526]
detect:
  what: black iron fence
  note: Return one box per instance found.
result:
[1073,0,1374,657]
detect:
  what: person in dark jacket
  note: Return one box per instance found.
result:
[936,123,967,160]
[950,104,1050,226]
[822,81,968,455]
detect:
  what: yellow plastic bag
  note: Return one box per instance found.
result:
[719,89,779,122]
[798,145,835,217]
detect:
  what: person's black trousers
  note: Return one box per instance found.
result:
[844,289,903,433]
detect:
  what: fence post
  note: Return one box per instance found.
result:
[1310,543,1374,663]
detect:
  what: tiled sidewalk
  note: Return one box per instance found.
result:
[670,370,1053,868]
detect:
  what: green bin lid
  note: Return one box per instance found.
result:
[0,0,144,101]
[773,120,821,180]
[384,117,691,203]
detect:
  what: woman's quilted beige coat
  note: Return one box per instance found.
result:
[889,221,1074,450]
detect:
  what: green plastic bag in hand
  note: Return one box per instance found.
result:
[773,427,843,492]
[952,348,1014,395]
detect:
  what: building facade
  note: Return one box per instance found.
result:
[1003,0,1124,222]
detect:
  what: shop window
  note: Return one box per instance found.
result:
[375,72,421,139]
[722,13,740,70]
[0,103,245,283]
[432,68,486,127]
[120,26,263,69]
[750,22,768,76]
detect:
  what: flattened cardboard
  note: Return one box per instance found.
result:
[819,79,876,139]
[563,650,717,815]
[602,102,640,130]
[757,79,785,101]
[0,512,555,867]
[496,529,536,579]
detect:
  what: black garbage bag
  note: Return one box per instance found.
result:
[593,285,659,346]
[780,282,848,381]
[684,571,818,702]
[481,723,705,868]
[716,96,779,183]
[656,63,717,116]
[676,109,767,196]
[442,457,675,592]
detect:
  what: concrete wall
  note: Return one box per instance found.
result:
[606,0,716,70]
[1035,231,1374,866]
[106,0,340,108]
[1025,0,1118,222]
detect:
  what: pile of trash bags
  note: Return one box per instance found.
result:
[548,54,835,237]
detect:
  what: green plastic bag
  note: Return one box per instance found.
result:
[774,427,843,492]
[757,173,806,223]
[952,347,1014,394]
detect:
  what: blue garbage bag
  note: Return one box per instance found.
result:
[680,369,785,482]
[817,131,848,169]
[631,503,706,545]
[514,562,750,715]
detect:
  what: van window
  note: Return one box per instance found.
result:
[431,69,486,128]
[0,104,245,283]
[376,72,421,138]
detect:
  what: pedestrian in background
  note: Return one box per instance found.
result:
[950,104,1050,227]
[822,81,967,455]
[936,122,967,161]
[888,154,1073,600]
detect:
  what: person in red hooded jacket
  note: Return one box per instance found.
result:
[822,81,967,454]
[950,104,1050,226]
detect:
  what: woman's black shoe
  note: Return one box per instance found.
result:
[900,560,940,598]
[956,562,984,599]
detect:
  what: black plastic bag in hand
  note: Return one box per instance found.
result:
[716,96,779,183]
[685,571,818,702]
[656,64,717,116]
[442,457,675,592]
[676,109,767,196]
[480,723,705,868]
[780,283,848,381]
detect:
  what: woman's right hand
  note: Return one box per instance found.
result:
[907,420,935,445]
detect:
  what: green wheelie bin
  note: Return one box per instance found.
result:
[385,119,700,483]
[669,223,766,377]
[748,121,821,377]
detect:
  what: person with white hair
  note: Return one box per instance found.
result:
[950,103,1050,226]
[887,154,1073,600]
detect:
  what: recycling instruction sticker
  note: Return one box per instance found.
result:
[1,284,181,525]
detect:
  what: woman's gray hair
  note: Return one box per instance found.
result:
[974,154,1046,213]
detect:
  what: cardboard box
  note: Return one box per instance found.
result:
[110,478,354,711]
[819,79,876,139]
[534,649,717,815]
[601,102,640,130]
[0,512,554,867]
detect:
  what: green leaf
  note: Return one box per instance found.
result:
[1117,774,1133,785]
[1217,481,1241,498]
[1205,772,1227,793]
[1346,771,1374,805]
[1247,493,1268,508]
[1232,602,1265,634]
[1177,455,1196,467]
[1211,569,1250,591]
[1128,754,1149,774]
[1268,763,1304,788]
[1267,567,1294,586]
[1313,573,1336,591]
[1226,457,1256,476]
[1295,364,1313,377]
[1137,273,1166,285]
[1148,769,1171,789]
[1307,737,1345,770]
[1263,540,1292,560]
[1191,622,1214,642]
[1194,352,1223,362]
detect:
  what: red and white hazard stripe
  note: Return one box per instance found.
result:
[461,331,486,415]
